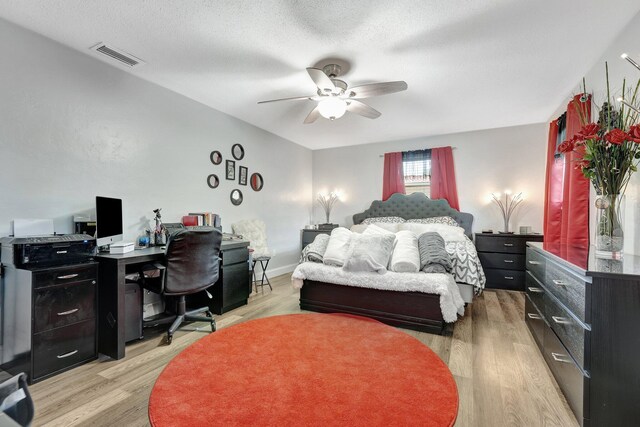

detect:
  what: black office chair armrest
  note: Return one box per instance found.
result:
[138,263,166,294]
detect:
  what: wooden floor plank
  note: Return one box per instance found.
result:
[29,274,577,427]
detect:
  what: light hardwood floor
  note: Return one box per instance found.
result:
[30,274,578,427]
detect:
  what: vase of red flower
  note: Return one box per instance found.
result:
[558,63,640,258]
[594,193,625,257]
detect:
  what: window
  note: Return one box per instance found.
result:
[402,150,431,196]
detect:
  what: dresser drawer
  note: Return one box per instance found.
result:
[526,248,546,283]
[33,280,96,333]
[525,295,545,346]
[484,269,525,290]
[34,263,97,289]
[221,247,248,266]
[545,293,588,370]
[476,236,526,254]
[525,272,545,314]
[545,258,587,323]
[543,326,587,423]
[32,319,96,380]
[478,252,524,270]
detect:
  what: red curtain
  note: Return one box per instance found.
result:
[543,120,562,242]
[382,152,405,201]
[562,94,591,246]
[543,94,591,246]
[430,146,460,210]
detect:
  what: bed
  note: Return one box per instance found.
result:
[294,193,485,335]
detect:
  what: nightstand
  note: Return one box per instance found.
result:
[475,233,544,291]
[301,228,335,250]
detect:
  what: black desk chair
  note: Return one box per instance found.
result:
[140,228,222,344]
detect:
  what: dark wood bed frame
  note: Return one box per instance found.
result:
[299,193,473,335]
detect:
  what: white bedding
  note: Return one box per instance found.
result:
[292,262,465,323]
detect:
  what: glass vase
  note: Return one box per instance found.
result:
[594,194,624,259]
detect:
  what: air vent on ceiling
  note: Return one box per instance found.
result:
[90,43,145,68]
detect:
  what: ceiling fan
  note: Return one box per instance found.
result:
[258,64,408,123]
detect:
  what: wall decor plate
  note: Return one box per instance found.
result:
[250,173,264,191]
[210,150,222,165]
[207,174,219,188]
[231,144,245,161]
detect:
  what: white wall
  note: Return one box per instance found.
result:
[312,123,548,234]
[0,18,312,273]
[550,14,640,255]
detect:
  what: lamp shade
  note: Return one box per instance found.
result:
[318,98,347,120]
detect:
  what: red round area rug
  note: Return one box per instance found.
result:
[149,313,458,427]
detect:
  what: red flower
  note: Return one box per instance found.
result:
[604,129,630,145]
[558,138,575,153]
[578,123,600,140]
[629,125,640,143]
[574,160,590,170]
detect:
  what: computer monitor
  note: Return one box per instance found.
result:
[95,196,123,247]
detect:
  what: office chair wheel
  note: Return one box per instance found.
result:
[167,333,173,345]
[211,318,216,332]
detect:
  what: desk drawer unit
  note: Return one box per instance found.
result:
[0,261,98,384]
[32,319,97,380]
[33,279,96,333]
[475,233,543,291]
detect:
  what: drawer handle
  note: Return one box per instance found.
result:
[551,352,573,364]
[56,350,78,359]
[504,276,514,280]
[527,313,542,320]
[503,259,514,263]
[57,273,79,280]
[56,250,68,254]
[552,315,572,325]
[527,286,544,293]
[552,279,567,287]
[503,243,514,247]
[57,308,79,316]
[528,260,541,265]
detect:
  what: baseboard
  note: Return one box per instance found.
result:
[261,263,296,279]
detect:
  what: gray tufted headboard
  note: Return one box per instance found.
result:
[352,193,474,238]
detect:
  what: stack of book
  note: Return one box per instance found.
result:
[182,212,221,227]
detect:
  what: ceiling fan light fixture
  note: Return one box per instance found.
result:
[318,98,347,120]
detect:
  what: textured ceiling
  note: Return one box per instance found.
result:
[1,1,639,150]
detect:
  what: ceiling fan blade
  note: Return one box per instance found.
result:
[346,81,408,99]
[346,100,381,119]
[257,95,314,104]
[306,68,336,93]
[303,105,321,124]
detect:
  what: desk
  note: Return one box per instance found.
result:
[96,240,250,360]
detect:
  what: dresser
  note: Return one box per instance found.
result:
[475,233,543,291]
[1,262,98,383]
[525,242,640,427]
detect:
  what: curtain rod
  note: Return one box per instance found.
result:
[378,147,456,158]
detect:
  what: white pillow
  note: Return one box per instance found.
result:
[343,234,395,274]
[399,223,466,242]
[406,216,459,227]
[323,227,352,267]
[363,223,395,236]
[389,230,420,273]
[361,216,405,224]
[350,224,369,234]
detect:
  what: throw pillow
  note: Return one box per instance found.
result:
[343,233,395,274]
